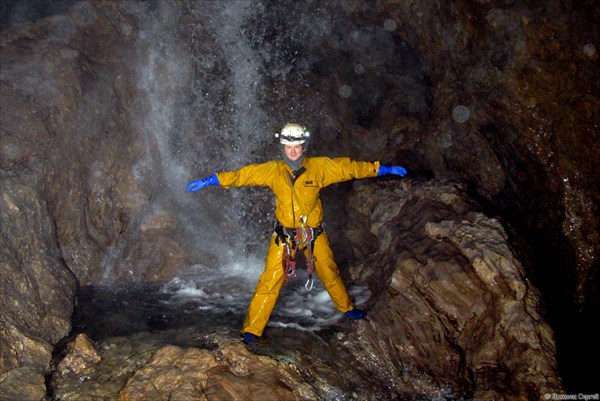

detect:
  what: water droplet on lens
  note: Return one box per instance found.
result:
[338,85,353,98]
[452,105,471,123]
[384,19,397,32]
[583,43,596,58]
[354,64,364,74]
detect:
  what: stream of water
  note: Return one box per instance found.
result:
[74,261,370,343]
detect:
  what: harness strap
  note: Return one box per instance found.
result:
[274,222,324,290]
[295,224,314,291]
[274,224,324,246]
[287,172,319,223]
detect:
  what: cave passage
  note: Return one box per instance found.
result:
[2,0,598,399]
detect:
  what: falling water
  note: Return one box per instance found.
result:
[93,0,371,334]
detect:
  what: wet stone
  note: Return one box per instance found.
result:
[56,334,101,376]
[48,289,454,401]
[0,367,46,401]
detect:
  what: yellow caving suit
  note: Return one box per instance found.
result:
[216,157,380,337]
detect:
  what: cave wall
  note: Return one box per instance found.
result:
[356,0,599,303]
[0,169,76,400]
[3,1,596,298]
[0,1,189,394]
[346,180,562,399]
[1,2,141,283]
[1,1,199,288]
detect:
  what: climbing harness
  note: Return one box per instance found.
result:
[276,166,324,290]
[274,217,324,291]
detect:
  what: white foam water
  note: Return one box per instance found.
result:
[160,262,371,332]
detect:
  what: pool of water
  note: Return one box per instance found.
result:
[72,265,370,343]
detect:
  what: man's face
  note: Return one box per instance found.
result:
[284,144,304,161]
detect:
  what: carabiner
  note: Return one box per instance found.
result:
[305,275,314,291]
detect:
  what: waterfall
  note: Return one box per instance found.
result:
[112,0,371,329]
[130,0,271,268]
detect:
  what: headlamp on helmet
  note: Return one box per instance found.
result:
[275,123,310,145]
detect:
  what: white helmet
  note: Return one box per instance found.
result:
[275,123,310,145]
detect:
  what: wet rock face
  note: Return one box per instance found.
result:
[119,342,319,401]
[347,180,562,399]
[0,170,76,400]
[47,319,479,400]
[57,334,101,376]
[1,2,143,285]
[0,2,187,397]
[1,1,199,288]
[361,0,599,303]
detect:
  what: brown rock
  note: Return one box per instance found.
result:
[118,341,318,401]
[0,172,76,400]
[347,180,562,399]
[57,334,101,376]
[0,367,46,401]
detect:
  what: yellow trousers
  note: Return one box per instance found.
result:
[242,230,354,336]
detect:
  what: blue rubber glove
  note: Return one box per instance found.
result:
[378,165,407,177]
[186,173,219,192]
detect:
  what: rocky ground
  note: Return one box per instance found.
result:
[32,181,562,401]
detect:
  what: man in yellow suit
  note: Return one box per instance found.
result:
[186,123,407,344]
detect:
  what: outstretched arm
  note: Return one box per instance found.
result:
[377,165,407,177]
[319,158,407,186]
[186,173,220,192]
[186,161,277,192]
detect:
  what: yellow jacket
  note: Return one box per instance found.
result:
[216,157,380,228]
